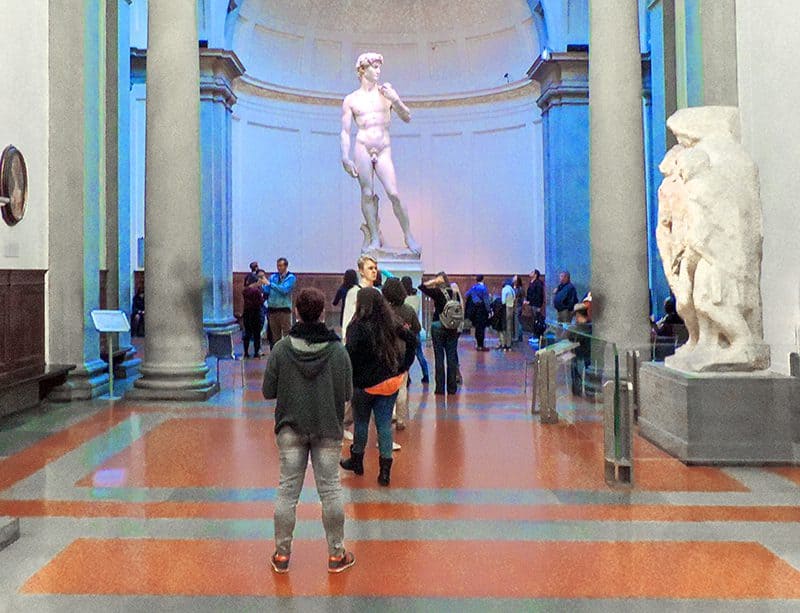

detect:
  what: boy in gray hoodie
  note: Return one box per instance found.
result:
[262,287,355,574]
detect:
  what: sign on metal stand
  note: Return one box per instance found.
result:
[90,310,130,401]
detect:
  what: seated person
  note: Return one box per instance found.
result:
[652,297,688,361]
[131,288,145,337]
[568,302,594,397]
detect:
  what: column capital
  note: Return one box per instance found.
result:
[527,51,589,111]
[131,48,246,108]
[200,48,246,109]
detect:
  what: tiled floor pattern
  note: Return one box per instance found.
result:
[0,337,799,611]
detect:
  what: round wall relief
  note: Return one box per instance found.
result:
[0,145,28,226]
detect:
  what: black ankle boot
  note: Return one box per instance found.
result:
[377,457,393,486]
[339,445,364,475]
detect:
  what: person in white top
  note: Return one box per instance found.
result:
[341,255,401,450]
[342,255,378,343]
[499,277,516,350]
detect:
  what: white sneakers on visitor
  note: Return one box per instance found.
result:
[376,441,402,451]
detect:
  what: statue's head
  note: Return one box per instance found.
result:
[667,106,741,148]
[355,52,383,80]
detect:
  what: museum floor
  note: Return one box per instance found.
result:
[1,337,799,611]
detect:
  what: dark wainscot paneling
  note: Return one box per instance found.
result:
[0,269,46,378]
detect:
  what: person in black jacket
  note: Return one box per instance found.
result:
[526,269,544,313]
[340,288,416,486]
[131,287,145,337]
[420,273,461,393]
[332,269,359,327]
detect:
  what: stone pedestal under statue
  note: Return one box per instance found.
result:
[375,254,422,312]
[374,254,422,282]
[639,362,800,465]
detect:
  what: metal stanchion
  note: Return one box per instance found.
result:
[528,350,540,413]
[626,349,641,421]
[603,378,633,487]
[790,352,799,378]
[538,350,558,424]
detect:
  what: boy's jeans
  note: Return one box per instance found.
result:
[274,427,345,557]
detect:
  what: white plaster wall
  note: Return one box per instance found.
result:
[130,83,146,269]
[231,94,544,274]
[234,0,537,96]
[736,0,800,373]
[0,0,49,269]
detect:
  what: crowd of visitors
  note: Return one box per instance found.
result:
[251,254,687,575]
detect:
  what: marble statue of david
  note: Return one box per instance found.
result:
[340,52,421,256]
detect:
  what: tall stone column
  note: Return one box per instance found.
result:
[528,52,591,302]
[199,49,244,335]
[644,0,676,316]
[679,0,738,107]
[128,0,216,400]
[588,1,651,351]
[47,0,109,400]
[105,0,140,378]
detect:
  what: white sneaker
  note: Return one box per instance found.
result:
[343,429,354,441]
[377,441,402,451]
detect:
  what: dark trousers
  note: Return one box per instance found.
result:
[471,307,489,348]
[242,309,264,356]
[431,322,459,394]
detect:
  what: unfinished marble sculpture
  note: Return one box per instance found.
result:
[656,106,770,372]
[340,52,421,257]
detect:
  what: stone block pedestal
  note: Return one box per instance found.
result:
[639,362,800,465]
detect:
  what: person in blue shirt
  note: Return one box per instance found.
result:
[465,275,491,351]
[268,257,297,348]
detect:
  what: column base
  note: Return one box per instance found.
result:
[47,359,110,401]
[203,318,240,336]
[126,362,219,401]
[0,517,20,552]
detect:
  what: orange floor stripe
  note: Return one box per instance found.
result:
[22,538,800,598]
[770,467,800,487]
[0,408,128,490]
[75,418,746,492]
[1,499,799,522]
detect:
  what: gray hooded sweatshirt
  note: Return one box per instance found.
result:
[262,325,353,439]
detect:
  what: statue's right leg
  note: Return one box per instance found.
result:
[360,187,381,250]
[354,147,381,250]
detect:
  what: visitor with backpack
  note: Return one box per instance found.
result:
[419,272,461,395]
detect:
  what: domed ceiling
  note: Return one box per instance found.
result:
[233,0,539,99]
